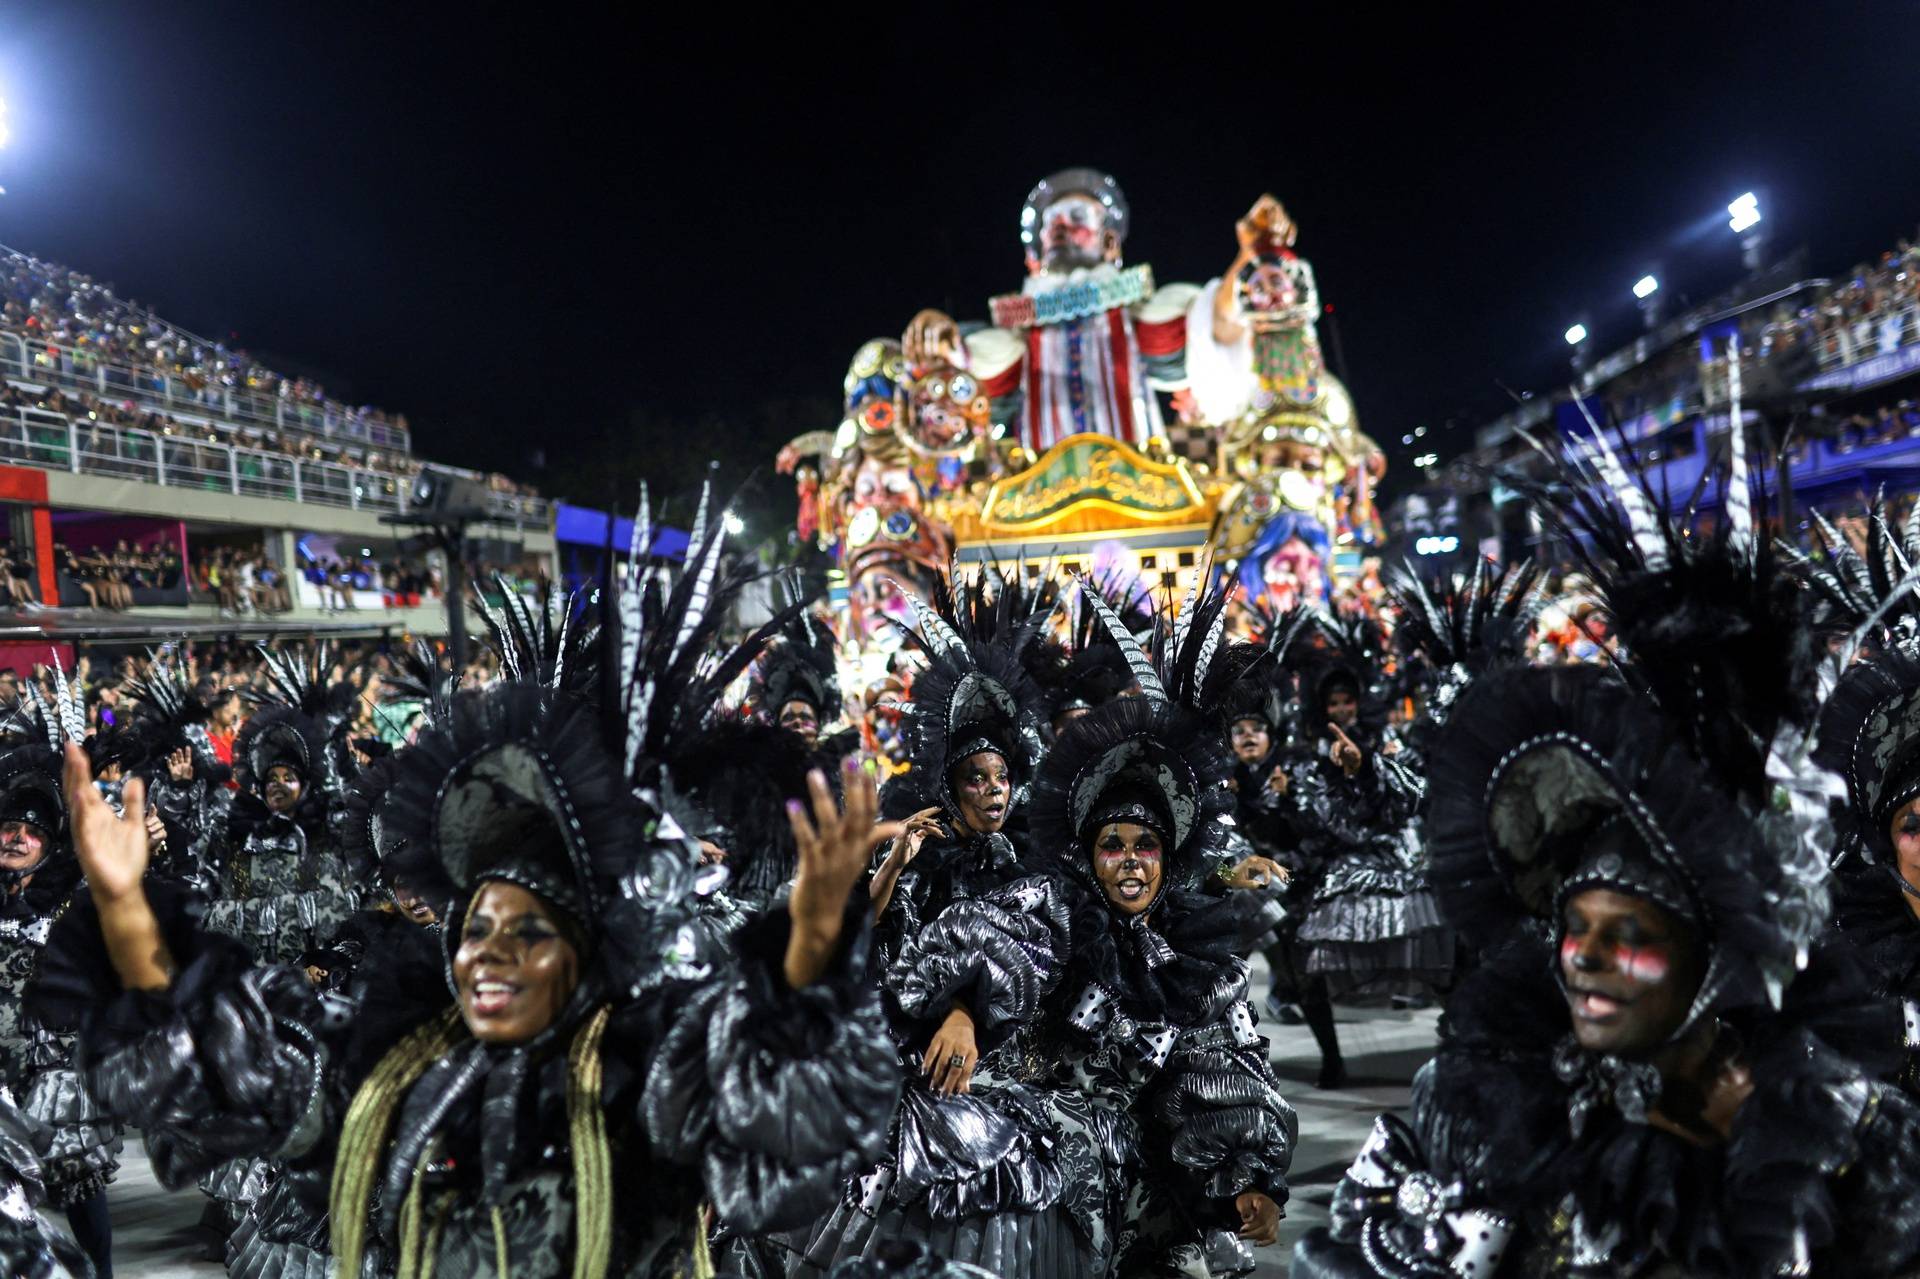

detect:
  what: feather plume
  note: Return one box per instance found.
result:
[1077,575,1166,703]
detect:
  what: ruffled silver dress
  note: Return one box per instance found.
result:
[1288,736,1452,998]
[0,894,120,1212]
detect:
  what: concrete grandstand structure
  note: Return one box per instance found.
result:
[0,245,556,646]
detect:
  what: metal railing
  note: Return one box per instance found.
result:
[0,328,412,451]
[0,405,548,529]
[1810,303,1920,371]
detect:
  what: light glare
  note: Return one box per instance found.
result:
[1633,275,1660,299]
[722,512,745,536]
[1564,323,1588,346]
[1728,193,1761,233]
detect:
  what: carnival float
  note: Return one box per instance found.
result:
[776,170,1386,676]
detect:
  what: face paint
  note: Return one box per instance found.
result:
[1892,796,1920,896]
[264,763,305,814]
[453,881,581,1045]
[1561,931,1670,985]
[777,699,820,747]
[1559,886,1705,1059]
[0,820,47,892]
[948,751,1011,834]
[1092,821,1163,915]
[1616,942,1671,985]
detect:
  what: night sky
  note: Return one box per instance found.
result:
[0,4,1915,522]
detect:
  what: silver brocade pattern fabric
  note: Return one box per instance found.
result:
[205,817,359,966]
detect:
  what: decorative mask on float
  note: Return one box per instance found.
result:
[902,363,992,460]
[844,337,911,446]
[841,459,951,647]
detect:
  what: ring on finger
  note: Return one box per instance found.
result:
[948,1054,965,1070]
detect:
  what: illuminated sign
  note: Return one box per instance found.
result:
[980,433,1205,532]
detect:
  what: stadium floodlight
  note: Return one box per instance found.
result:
[1564,323,1588,346]
[1728,192,1761,234]
[1633,274,1660,299]
[722,511,745,536]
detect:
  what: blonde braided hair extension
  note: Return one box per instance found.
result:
[565,1004,613,1279]
[330,1003,623,1279]
[330,1007,466,1277]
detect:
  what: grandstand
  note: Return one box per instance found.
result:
[1388,225,1920,566]
[0,244,556,650]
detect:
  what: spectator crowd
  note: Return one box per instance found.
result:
[55,540,183,611]
[0,248,540,501]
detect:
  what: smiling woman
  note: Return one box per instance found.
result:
[34,497,907,1279]
[453,880,579,1043]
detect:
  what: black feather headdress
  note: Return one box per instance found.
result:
[1030,575,1238,892]
[380,680,714,999]
[1429,663,1830,1022]
[247,641,358,728]
[236,641,355,802]
[1813,639,1920,864]
[1780,492,1920,646]
[370,475,783,998]
[593,480,809,812]
[475,579,599,699]
[665,714,816,894]
[1503,403,1818,805]
[748,579,844,724]
[378,638,457,735]
[340,752,406,891]
[0,741,66,842]
[889,568,1051,817]
[231,704,331,798]
[925,559,1062,650]
[1389,557,1542,736]
[118,648,225,782]
[1274,607,1392,740]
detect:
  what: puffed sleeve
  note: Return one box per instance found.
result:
[35,897,329,1192]
[641,896,901,1234]
[885,875,1072,1052]
[1148,995,1295,1211]
[1371,741,1426,824]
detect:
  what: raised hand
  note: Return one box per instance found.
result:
[870,805,945,919]
[1329,724,1364,777]
[63,743,172,990]
[784,759,903,989]
[64,743,150,904]
[165,746,194,783]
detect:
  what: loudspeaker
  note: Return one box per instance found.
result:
[408,470,490,516]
